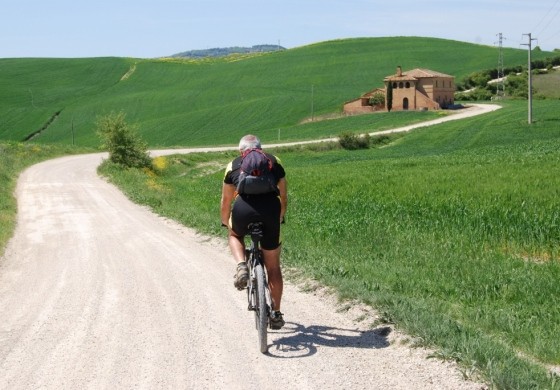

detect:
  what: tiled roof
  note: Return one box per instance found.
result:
[385,68,454,81]
[406,68,453,78]
[384,74,417,81]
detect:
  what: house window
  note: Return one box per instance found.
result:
[393,82,397,88]
[405,82,410,88]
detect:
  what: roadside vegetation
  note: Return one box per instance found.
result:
[99,99,560,389]
[96,111,152,169]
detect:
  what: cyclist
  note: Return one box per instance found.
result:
[221,134,288,329]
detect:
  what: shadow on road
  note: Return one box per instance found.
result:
[266,322,391,358]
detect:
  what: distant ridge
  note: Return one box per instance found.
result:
[171,44,286,58]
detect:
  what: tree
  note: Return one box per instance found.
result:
[505,73,529,98]
[368,92,385,107]
[386,82,393,112]
[96,111,152,169]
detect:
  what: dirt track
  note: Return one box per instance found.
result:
[0,106,497,389]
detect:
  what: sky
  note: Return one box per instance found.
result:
[1,0,560,58]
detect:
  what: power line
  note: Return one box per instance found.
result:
[533,0,560,37]
[532,0,560,32]
[541,26,560,46]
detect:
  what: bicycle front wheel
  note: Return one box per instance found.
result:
[254,263,268,353]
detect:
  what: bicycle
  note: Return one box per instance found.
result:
[245,221,273,353]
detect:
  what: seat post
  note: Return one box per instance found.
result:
[248,222,264,247]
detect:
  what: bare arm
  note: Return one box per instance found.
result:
[277,178,288,223]
[221,183,236,227]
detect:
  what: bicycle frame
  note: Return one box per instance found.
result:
[245,222,272,353]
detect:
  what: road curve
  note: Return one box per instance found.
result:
[0,106,496,389]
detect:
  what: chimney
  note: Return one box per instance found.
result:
[397,66,402,77]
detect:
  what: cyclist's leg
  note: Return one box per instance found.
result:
[230,198,251,288]
[262,245,283,311]
[231,196,253,262]
[228,231,246,263]
[258,196,283,311]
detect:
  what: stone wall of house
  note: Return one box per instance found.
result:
[342,69,455,113]
[415,91,440,110]
[390,84,417,111]
[343,99,374,114]
[433,78,455,108]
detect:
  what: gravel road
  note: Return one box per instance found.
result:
[0,106,497,389]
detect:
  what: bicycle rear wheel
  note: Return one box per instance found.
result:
[254,263,268,353]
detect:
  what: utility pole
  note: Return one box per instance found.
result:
[496,33,505,99]
[522,33,537,124]
[311,85,314,121]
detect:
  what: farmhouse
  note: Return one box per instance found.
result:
[343,66,455,114]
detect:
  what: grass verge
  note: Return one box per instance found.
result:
[99,100,560,389]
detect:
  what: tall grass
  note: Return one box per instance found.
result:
[100,100,560,389]
[533,69,560,99]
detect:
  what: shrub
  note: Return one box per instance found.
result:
[96,111,152,169]
[369,93,385,106]
[505,73,529,99]
[455,88,493,101]
[370,134,392,146]
[338,132,370,150]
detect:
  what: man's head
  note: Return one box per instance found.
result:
[239,134,262,153]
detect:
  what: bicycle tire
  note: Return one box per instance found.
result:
[254,262,268,353]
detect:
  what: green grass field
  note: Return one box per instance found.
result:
[1,37,556,148]
[2,37,560,389]
[534,68,560,99]
[99,99,560,389]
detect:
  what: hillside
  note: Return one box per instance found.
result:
[0,37,556,148]
[534,67,560,98]
[170,44,286,58]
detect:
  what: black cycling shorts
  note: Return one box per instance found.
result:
[231,193,281,250]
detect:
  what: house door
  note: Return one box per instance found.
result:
[403,98,409,110]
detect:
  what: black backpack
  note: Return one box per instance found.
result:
[236,149,279,195]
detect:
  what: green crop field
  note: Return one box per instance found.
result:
[1,37,555,148]
[2,37,560,389]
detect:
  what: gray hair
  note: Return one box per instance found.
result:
[238,134,262,152]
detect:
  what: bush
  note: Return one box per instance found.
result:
[505,74,529,98]
[455,87,493,101]
[338,132,370,150]
[96,111,152,169]
[370,134,392,146]
[368,93,385,106]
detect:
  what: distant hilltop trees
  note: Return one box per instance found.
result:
[171,44,286,58]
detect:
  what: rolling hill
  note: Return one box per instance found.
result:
[0,37,556,148]
[170,44,286,58]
